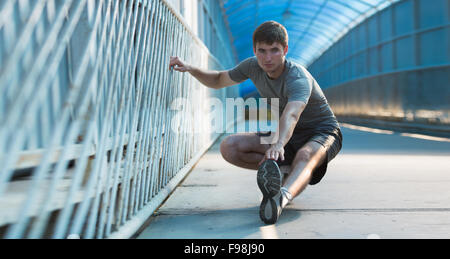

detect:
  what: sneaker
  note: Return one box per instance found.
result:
[257,160,285,224]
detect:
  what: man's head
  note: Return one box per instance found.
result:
[253,21,289,77]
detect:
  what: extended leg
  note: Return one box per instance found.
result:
[283,141,327,198]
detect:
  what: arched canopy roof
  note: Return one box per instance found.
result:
[223,0,399,66]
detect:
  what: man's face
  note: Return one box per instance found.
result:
[254,41,288,75]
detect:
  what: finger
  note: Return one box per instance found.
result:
[280,152,285,161]
[175,66,187,72]
[169,57,179,64]
[258,157,265,167]
[274,152,279,162]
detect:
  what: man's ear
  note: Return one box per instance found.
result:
[284,45,289,55]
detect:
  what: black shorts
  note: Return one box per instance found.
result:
[256,127,343,185]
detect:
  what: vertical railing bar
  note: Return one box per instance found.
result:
[181,26,192,175]
[0,0,17,30]
[116,0,145,228]
[183,32,192,172]
[26,0,108,239]
[171,14,184,181]
[187,30,195,164]
[68,0,135,237]
[148,1,164,200]
[155,0,168,197]
[0,0,72,142]
[176,25,187,178]
[162,12,175,187]
[169,21,181,181]
[159,7,176,193]
[119,0,146,220]
[160,15,174,185]
[155,3,172,196]
[5,0,89,238]
[179,28,188,176]
[168,19,183,182]
[48,0,113,239]
[52,0,123,239]
[97,0,144,238]
[116,0,160,225]
[128,0,147,215]
[163,14,176,183]
[178,25,190,178]
[166,10,179,182]
[98,0,152,239]
[150,0,169,198]
[132,0,155,213]
[0,0,75,197]
[0,0,47,94]
[105,0,159,236]
[141,1,161,206]
[146,0,163,200]
[85,0,142,239]
[81,0,137,235]
[93,19,122,236]
[89,0,127,239]
[100,17,135,237]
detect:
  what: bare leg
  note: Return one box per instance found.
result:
[220,134,327,199]
[283,141,327,198]
[220,133,270,170]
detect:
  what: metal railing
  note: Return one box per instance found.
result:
[0,0,237,239]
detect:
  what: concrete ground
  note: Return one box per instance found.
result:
[137,123,450,239]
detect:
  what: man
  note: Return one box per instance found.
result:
[169,21,342,224]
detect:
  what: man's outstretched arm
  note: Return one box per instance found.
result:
[169,56,239,89]
[260,101,306,164]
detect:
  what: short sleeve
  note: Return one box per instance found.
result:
[228,57,255,83]
[286,77,312,104]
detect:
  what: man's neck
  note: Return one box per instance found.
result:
[266,60,286,80]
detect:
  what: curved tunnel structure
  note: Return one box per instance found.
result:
[223,0,450,131]
[309,0,450,129]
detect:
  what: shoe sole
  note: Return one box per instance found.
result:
[257,160,282,224]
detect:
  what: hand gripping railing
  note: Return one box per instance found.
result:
[0,0,236,239]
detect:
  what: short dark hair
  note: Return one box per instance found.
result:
[253,21,289,49]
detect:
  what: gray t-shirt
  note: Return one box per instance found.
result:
[228,57,339,131]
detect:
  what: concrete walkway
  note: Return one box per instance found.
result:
[137,123,450,239]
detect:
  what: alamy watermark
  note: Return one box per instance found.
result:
[170,97,280,144]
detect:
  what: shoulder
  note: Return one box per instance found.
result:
[286,60,308,79]
[285,60,312,85]
[240,56,259,68]
[237,56,262,75]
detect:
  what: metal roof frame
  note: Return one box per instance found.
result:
[223,0,400,66]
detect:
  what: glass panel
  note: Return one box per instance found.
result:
[395,37,415,69]
[223,0,398,65]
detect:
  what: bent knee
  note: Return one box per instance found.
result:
[220,136,237,159]
[220,136,234,153]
